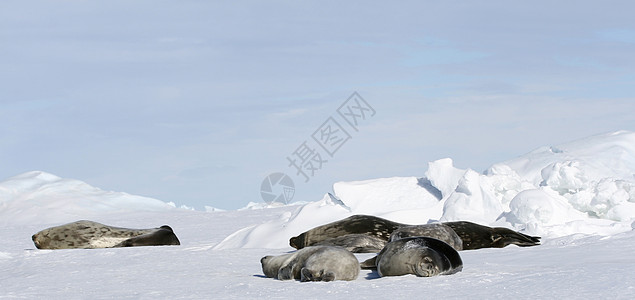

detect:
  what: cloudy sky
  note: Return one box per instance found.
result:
[2,1,634,209]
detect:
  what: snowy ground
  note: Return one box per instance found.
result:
[2,207,635,299]
[2,131,635,299]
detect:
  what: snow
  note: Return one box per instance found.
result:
[333,177,441,214]
[2,130,635,298]
[219,131,635,249]
[0,171,181,228]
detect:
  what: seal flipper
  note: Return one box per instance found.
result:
[492,228,541,248]
[300,268,315,282]
[300,268,335,282]
[278,266,294,280]
[360,256,377,269]
[322,271,336,282]
[289,235,305,250]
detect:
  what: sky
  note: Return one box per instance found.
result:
[1,1,634,210]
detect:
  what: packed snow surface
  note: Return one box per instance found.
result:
[1,131,635,298]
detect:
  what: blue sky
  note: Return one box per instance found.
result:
[2,1,634,209]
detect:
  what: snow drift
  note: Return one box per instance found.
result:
[1,131,634,249]
[1,131,635,299]
[0,171,178,226]
[216,130,635,249]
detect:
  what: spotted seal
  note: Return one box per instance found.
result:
[301,233,387,253]
[289,215,401,252]
[31,220,181,249]
[443,221,539,250]
[261,246,360,282]
[389,223,463,250]
[290,215,540,252]
[366,237,463,277]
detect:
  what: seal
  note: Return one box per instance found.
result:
[360,224,463,269]
[389,223,463,251]
[289,215,401,252]
[443,221,540,250]
[31,220,181,249]
[260,246,360,282]
[366,237,463,277]
[290,215,540,252]
[112,225,180,247]
[306,234,387,253]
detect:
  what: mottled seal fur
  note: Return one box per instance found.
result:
[31,220,181,249]
[290,215,540,253]
[305,234,387,253]
[289,215,401,252]
[389,224,463,251]
[443,221,540,250]
[261,246,360,282]
[367,237,463,277]
[113,225,180,247]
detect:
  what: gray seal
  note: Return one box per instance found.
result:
[31,220,180,249]
[289,215,401,252]
[304,234,387,253]
[290,215,540,252]
[360,223,462,269]
[443,221,540,250]
[261,246,360,282]
[389,224,463,251]
[370,237,463,277]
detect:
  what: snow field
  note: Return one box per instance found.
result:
[2,131,635,298]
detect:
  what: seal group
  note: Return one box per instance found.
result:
[290,214,540,253]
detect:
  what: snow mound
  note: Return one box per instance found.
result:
[333,177,442,214]
[218,131,635,249]
[0,171,178,226]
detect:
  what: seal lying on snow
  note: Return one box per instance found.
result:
[290,215,540,252]
[32,220,181,249]
[261,246,360,282]
[289,215,401,253]
[389,224,463,251]
[442,221,539,250]
[365,237,463,277]
[303,233,388,253]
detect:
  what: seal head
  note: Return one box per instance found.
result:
[374,237,463,277]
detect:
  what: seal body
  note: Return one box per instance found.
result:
[389,224,463,251]
[374,237,463,277]
[310,234,387,253]
[444,221,540,250]
[261,246,360,282]
[112,225,180,247]
[290,215,540,252]
[31,221,181,249]
[289,215,401,251]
